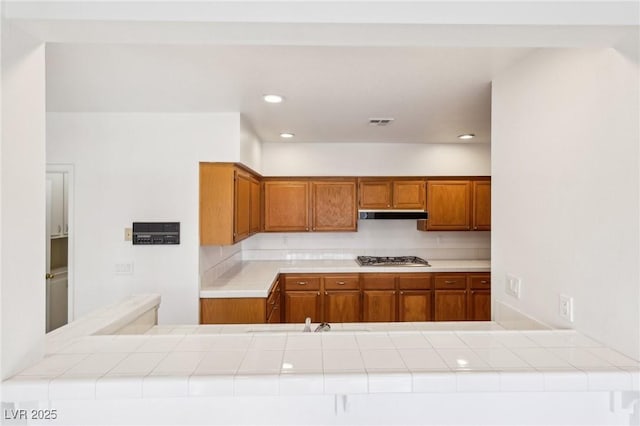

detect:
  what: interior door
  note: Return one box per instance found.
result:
[46,172,69,333]
[46,180,53,332]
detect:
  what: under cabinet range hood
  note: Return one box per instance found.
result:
[358,211,428,220]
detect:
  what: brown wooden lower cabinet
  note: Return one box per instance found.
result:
[434,290,467,321]
[434,273,492,321]
[399,290,433,322]
[468,289,491,320]
[361,273,397,322]
[200,278,280,324]
[362,290,397,322]
[200,298,267,324]
[324,290,361,322]
[284,291,322,323]
[201,271,490,324]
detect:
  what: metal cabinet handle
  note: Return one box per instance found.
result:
[45,273,55,279]
[337,281,346,285]
[480,280,488,284]
[444,280,457,284]
[298,281,307,285]
[324,291,328,295]
[400,291,404,295]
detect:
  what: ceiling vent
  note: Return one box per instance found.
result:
[368,118,394,126]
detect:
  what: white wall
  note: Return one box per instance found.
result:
[262,142,490,176]
[1,22,47,379]
[492,48,640,359]
[46,112,241,325]
[239,115,263,174]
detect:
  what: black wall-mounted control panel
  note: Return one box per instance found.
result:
[132,222,180,245]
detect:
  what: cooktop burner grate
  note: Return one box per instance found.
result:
[356,256,431,267]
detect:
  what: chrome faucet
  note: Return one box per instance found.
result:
[314,322,331,332]
[302,317,331,332]
[303,317,312,332]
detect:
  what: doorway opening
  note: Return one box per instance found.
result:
[45,164,74,333]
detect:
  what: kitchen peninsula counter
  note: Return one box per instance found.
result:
[200,259,491,298]
[3,295,638,426]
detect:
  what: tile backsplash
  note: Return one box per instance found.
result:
[242,220,490,261]
[200,220,490,281]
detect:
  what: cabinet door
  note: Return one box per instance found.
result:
[359,180,392,209]
[468,289,491,321]
[234,172,252,241]
[249,178,261,234]
[399,290,432,322]
[311,180,357,231]
[284,291,321,323]
[472,180,491,231]
[425,181,471,231]
[264,181,309,232]
[199,163,235,245]
[200,298,267,324]
[363,290,397,322]
[434,290,467,321]
[266,279,281,323]
[393,180,426,210]
[267,306,281,323]
[324,290,361,323]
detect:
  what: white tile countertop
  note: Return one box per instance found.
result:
[3,295,639,425]
[4,323,639,402]
[200,259,491,298]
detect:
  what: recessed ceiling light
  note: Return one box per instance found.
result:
[458,133,475,140]
[263,94,284,103]
[280,132,295,139]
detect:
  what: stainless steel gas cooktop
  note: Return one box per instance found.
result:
[355,256,431,267]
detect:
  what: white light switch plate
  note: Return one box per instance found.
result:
[505,274,521,299]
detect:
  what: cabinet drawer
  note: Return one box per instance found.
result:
[468,275,491,289]
[434,275,467,289]
[267,288,280,308]
[398,273,432,290]
[324,274,360,290]
[362,274,396,290]
[284,275,321,291]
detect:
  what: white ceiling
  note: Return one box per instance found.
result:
[46,44,534,143]
[25,1,637,145]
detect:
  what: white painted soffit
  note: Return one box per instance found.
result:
[4,1,639,48]
[6,21,638,49]
[4,1,639,26]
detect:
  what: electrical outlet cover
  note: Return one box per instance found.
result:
[559,294,574,322]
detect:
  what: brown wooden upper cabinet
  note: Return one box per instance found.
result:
[311,180,358,231]
[358,178,426,210]
[421,178,491,231]
[472,180,491,231]
[263,180,310,232]
[200,162,262,245]
[264,178,357,232]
